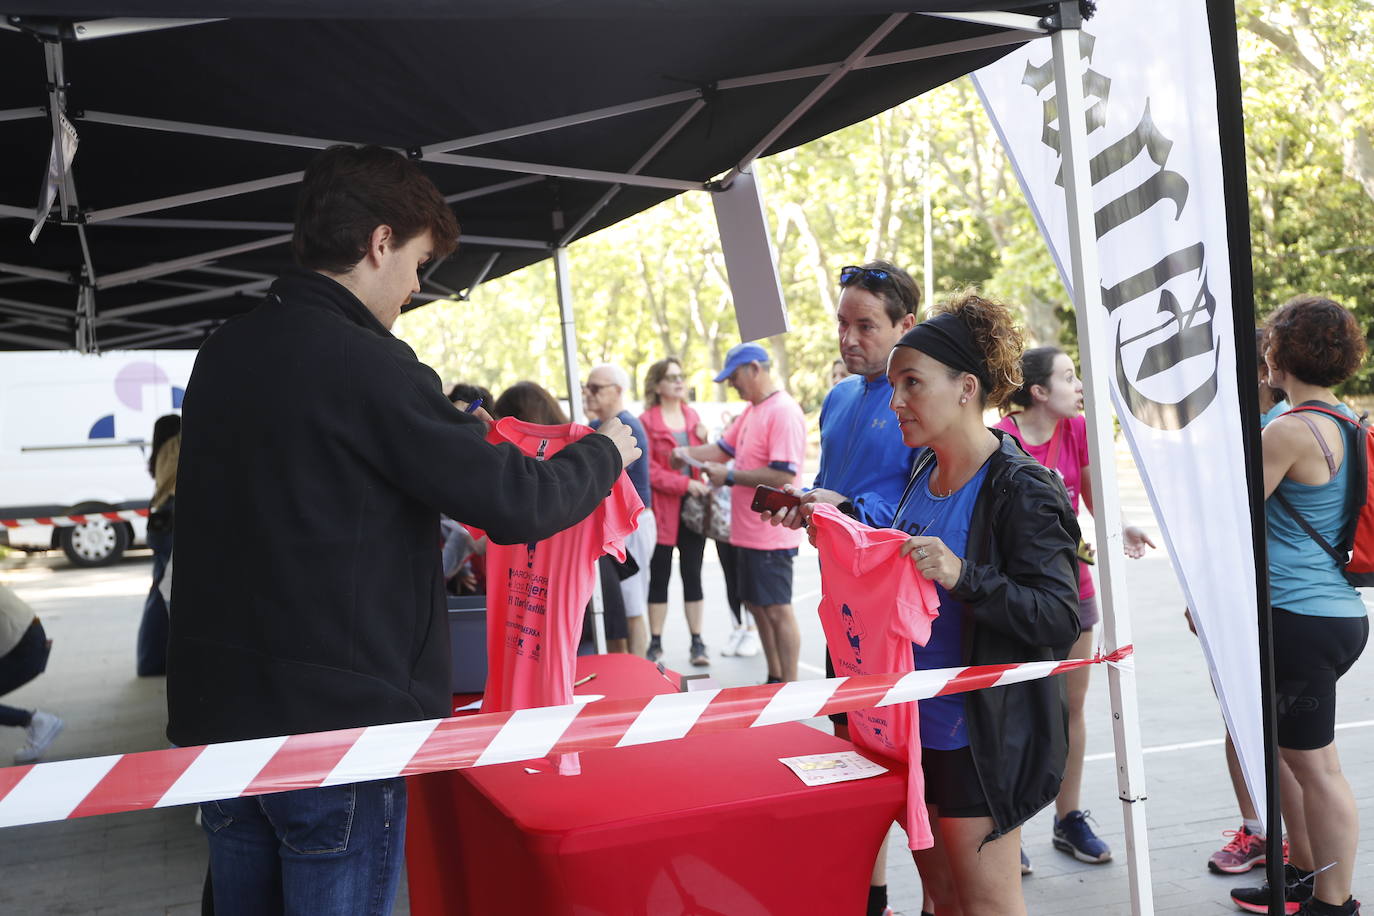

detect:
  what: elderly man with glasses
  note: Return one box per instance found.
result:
[583,363,654,655]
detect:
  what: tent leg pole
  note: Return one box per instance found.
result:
[1051,18,1154,916]
[553,246,606,656]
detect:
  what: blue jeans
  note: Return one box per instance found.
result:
[200,778,407,915]
[136,526,173,676]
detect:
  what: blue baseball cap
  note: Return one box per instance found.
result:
[714,342,770,382]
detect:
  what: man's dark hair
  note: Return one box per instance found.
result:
[839,259,921,324]
[448,383,494,407]
[293,145,460,273]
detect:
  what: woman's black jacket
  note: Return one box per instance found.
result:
[879,431,1082,842]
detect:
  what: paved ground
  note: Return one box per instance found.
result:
[1,441,1372,914]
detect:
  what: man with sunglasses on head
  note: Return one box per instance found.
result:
[765,259,922,916]
[769,260,921,528]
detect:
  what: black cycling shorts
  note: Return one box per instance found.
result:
[922,746,992,818]
[1272,606,1369,751]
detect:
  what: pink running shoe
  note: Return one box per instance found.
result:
[1208,826,1266,874]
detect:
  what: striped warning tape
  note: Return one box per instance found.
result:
[0,646,1132,830]
[0,509,150,529]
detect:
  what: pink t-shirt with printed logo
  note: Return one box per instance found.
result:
[811,503,941,850]
[994,413,1094,599]
[481,418,643,716]
[719,390,806,551]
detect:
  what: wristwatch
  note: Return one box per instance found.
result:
[725,469,735,487]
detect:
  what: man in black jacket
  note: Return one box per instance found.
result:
[167,145,637,915]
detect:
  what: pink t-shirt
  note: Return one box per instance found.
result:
[482,418,643,717]
[994,413,1094,599]
[719,390,806,550]
[811,503,940,850]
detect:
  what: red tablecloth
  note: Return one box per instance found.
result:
[406,655,906,916]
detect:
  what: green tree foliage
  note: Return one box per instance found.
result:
[398,5,1374,403]
[1237,1,1374,391]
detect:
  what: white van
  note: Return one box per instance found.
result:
[0,350,197,566]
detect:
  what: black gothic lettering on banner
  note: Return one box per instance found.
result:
[1023,31,1221,430]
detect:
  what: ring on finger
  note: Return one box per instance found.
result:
[916,546,929,560]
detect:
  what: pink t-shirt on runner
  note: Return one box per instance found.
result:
[811,503,941,850]
[994,413,1094,599]
[481,418,643,718]
[718,390,806,551]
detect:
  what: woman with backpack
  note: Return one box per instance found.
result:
[1229,295,1368,916]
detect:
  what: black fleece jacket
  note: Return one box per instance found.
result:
[166,269,622,746]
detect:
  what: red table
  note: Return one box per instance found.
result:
[406,655,906,916]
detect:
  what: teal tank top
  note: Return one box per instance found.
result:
[1265,402,1366,618]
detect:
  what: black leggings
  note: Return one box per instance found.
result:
[716,540,743,625]
[647,515,706,604]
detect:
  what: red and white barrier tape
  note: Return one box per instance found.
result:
[0,509,149,529]
[0,646,1132,830]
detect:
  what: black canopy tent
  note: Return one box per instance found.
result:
[0,3,1060,353]
[6,6,1273,915]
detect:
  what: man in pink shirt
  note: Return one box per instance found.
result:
[673,343,806,682]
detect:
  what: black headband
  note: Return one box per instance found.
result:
[895,312,990,391]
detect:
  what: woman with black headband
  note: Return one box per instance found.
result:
[857,291,1081,914]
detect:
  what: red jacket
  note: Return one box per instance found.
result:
[640,403,706,545]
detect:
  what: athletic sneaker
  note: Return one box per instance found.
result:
[1020,847,1033,875]
[735,630,761,657]
[646,639,663,663]
[720,626,745,657]
[689,639,709,667]
[1230,863,1314,914]
[14,710,64,765]
[1209,825,1268,874]
[1294,899,1360,915]
[1053,809,1112,863]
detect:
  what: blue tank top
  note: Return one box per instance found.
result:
[1265,402,1366,618]
[892,456,991,750]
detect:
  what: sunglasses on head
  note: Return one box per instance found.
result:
[838,265,892,290]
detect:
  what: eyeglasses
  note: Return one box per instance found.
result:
[581,383,617,395]
[838,265,893,289]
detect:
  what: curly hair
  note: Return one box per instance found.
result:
[1265,295,1365,389]
[929,289,1025,408]
[643,356,683,408]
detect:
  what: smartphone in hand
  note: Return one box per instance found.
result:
[751,485,801,514]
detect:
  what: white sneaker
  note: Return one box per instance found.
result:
[721,626,745,657]
[735,630,761,658]
[14,711,64,765]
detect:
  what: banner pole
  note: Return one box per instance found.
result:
[1202,2,1283,912]
[1049,8,1154,915]
[553,246,606,655]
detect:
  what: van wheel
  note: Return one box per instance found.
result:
[59,518,130,567]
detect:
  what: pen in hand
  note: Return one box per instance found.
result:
[464,397,484,414]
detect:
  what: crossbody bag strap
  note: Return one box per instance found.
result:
[1045,417,1066,470]
[1271,490,1347,567]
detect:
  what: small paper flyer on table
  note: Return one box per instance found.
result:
[779,751,888,787]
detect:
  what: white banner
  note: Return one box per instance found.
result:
[974,5,1265,827]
